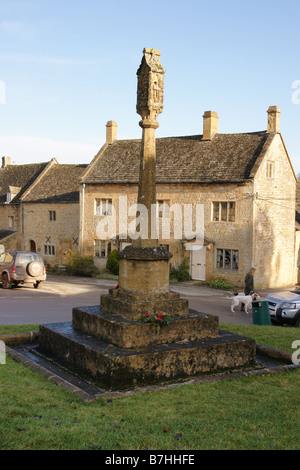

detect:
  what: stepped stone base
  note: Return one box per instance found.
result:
[72,306,219,349]
[37,246,257,391]
[38,310,256,390]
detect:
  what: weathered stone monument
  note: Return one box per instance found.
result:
[38,48,256,391]
[101,48,188,320]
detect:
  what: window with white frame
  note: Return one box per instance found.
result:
[8,216,14,228]
[212,201,235,222]
[95,198,112,216]
[94,240,112,258]
[216,248,239,270]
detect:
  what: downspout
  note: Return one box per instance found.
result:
[80,183,85,255]
[20,201,25,251]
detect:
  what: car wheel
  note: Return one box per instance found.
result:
[2,273,12,289]
[294,313,300,328]
[33,281,40,289]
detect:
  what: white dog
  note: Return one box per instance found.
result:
[227,292,260,314]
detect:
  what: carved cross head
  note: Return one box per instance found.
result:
[136,48,165,127]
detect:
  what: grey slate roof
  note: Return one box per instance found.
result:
[0,162,48,203]
[0,228,17,242]
[82,131,274,185]
[22,164,88,203]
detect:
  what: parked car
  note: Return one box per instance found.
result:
[0,250,46,289]
[266,291,300,327]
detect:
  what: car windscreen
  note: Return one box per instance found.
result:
[16,253,42,264]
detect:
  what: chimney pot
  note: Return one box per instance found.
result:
[2,156,11,168]
[267,106,281,133]
[106,120,118,144]
[203,111,219,140]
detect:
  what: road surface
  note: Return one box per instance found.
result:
[0,274,271,326]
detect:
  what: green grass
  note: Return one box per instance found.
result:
[0,323,299,450]
[0,324,39,335]
[220,323,300,352]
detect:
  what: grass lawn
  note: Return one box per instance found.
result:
[0,323,299,450]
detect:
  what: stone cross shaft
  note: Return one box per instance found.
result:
[136,48,165,247]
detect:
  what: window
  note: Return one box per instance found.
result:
[49,210,56,221]
[17,253,41,263]
[95,199,112,216]
[8,216,14,228]
[217,249,239,270]
[266,161,274,178]
[157,199,170,218]
[44,245,55,256]
[3,252,14,264]
[212,202,235,222]
[94,240,112,258]
[6,186,20,204]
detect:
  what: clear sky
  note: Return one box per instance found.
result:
[1,0,300,174]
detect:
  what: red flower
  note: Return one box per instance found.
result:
[145,314,150,317]
[157,317,163,322]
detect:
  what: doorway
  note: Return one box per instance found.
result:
[191,245,206,280]
[30,240,36,252]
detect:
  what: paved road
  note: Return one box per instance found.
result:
[0,274,279,326]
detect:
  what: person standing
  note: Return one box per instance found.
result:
[240,268,256,311]
[244,268,256,295]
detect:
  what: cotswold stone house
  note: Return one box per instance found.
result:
[0,157,87,266]
[0,157,49,250]
[80,107,297,289]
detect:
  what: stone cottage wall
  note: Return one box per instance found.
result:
[81,181,254,285]
[23,202,80,266]
[252,134,296,288]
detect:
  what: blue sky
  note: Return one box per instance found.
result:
[1,0,300,174]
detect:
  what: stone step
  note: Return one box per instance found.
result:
[38,322,256,390]
[72,306,219,349]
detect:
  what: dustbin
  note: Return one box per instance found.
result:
[252,300,271,325]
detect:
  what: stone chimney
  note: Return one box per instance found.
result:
[106,120,118,144]
[267,106,281,133]
[2,156,11,168]
[202,111,219,140]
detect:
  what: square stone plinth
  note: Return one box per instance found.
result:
[100,291,189,320]
[38,322,256,390]
[72,306,219,349]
